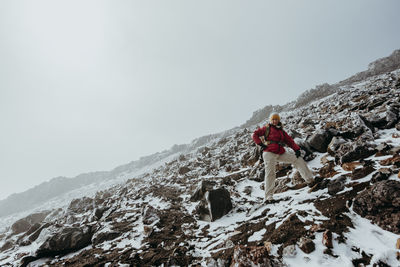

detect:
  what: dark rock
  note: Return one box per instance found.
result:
[230,245,274,267]
[68,197,95,213]
[249,165,265,182]
[267,213,307,247]
[11,219,31,235]
[341,144,377,164]
[298,237,315,254]
[94,207,108,220]
[36,225,93,257]
[205,188,232,222]
[178,166,191,175]
[327,175,347,195]
[297,140,314,159]
[276,164,292,178]
[386,105,400,128]
[218,158,227,167]
[0,240,14,252]
[308,177,329,193]
[360,113,387,130]
[351,165,375,180]
[375,142,393,156]
[307,129,334,153]
[371,169,392,183]
[190,180,216,202]
[243,186,252,195]
[353,180,400,234]
[92,230,121,246]
[300,118,316,128]
[327,137,347,156]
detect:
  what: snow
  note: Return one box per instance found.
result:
[284,212,400,267]
[248,228,266,242]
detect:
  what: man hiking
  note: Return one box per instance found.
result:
[252,113,315,202]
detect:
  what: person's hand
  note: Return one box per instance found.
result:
[295,150,301,158]
[259,143,267,151]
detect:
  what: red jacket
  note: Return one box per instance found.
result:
[252,124,300,154]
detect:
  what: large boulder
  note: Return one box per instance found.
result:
[36,225,93,257]
[190,180,217,202]
[307,129,334,153]
[194,186,232,222]
[205,188,233,222]
[11,211,50,235]
[353,180,400,234]
[341,143,377,164]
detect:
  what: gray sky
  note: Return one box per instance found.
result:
[1,0,399,200]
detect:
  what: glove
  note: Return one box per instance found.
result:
[295,150,301,158]
[259,143,267,151]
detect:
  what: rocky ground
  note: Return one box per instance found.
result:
[1,70,400,266]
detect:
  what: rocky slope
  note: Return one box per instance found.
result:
[1,70,400,266]
[244,49,400,128]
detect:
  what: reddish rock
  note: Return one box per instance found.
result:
[380,154,400,166]
[319,161,339,178]
[322,230,333,248]
[341,162,361,171]
[310,224,323,233]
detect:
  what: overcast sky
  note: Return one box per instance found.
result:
[1,0,399,200]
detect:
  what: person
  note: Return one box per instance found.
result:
[252,113,314,201]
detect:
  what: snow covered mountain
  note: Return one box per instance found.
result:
[1,51,400,266]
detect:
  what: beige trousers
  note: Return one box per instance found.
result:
[263,151,313,199]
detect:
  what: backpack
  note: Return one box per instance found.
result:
[260,123,285,146]
[260,124,271,146]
